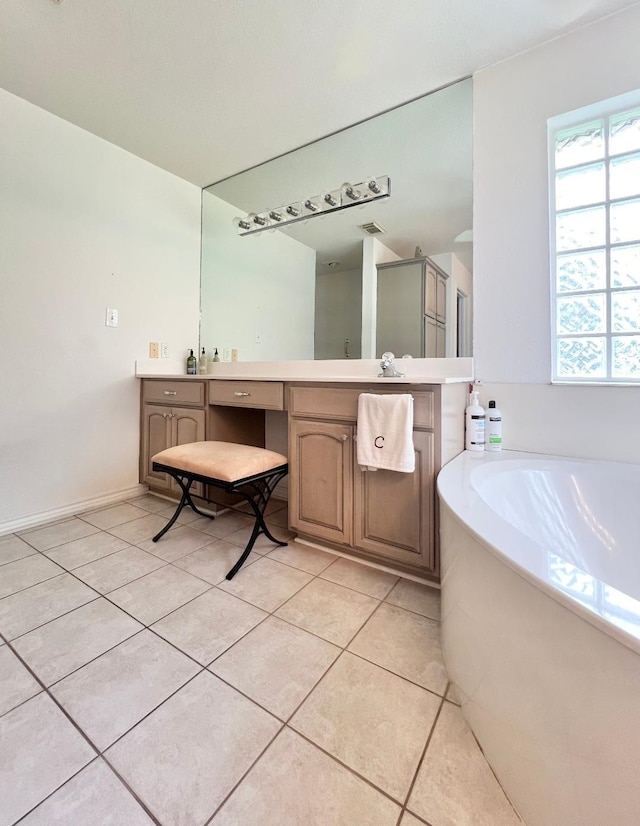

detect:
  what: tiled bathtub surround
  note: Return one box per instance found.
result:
[0,495,521,826]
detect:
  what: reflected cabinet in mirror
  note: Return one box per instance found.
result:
[200,77,472,361]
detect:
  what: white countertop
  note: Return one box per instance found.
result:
[135,357,473,385]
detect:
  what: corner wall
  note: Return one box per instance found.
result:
[200,191,316,362]
[0,88,202,531]
[473,4,640,461]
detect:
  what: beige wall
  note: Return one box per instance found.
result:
[473,3,640,461]
[200,190,316,362]
[315,268,362,359]
[0,88,202,531]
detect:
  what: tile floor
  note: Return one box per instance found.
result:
[0,495,523,826]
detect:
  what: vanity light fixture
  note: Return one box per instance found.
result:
[231,175,390,236]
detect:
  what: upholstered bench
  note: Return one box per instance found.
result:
[151,441,288,580]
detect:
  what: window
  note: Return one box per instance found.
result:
[550,97,640,382]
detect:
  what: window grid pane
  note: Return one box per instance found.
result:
[553,105,640,383]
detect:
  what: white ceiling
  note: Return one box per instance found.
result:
[1,0,638,187]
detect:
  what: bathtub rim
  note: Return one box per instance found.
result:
[437,449,640,656]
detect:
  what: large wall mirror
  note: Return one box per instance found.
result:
[200,76,472,362]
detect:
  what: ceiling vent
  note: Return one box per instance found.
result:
[359,221,386,236]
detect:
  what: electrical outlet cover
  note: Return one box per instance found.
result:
[149,342,159,358]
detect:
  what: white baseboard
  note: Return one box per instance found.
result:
[0,484,148,537]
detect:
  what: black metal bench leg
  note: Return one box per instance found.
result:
[151,473,213,543]
[225,469,288,580]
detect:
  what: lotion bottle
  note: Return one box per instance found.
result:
[486,400,502,452]
[198,347,207,374]
[465,389,485,451]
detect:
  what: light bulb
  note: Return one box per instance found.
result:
[365,176,384,195]
[250,212,268,227]
[285,203,301,218]
[269,209,283,223]
[341,182,361,201]
[321,191,339,208]
[232,216,251,232]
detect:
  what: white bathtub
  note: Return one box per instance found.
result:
[437,450,640,826]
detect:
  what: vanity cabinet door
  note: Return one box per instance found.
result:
[353,430,436,572]
[141,403,205,497]
[169,407,206,497]
[289,419,353,546]
[142,403,173,492]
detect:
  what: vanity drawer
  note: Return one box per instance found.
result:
[289,386,435,429]
[142,380,206,407]
[209,380,284,410]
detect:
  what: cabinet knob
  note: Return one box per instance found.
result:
[163,391,177,396]
[234,391,251,397]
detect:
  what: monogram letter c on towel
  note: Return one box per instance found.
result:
[374,436,384,448]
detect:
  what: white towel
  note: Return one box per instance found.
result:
[356,393,415,473]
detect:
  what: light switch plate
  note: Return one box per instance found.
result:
[105,308,119,327]
[160,342,169,358]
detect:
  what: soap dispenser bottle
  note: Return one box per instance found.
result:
[465,389,485,451]
[198,347,207,374]
[186,349,197,375]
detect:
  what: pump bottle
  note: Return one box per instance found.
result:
[486,400,502,452]
[465,389,485,451]
[198,347,208,375]
[186,349,197,375]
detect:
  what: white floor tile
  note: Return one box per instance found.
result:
[13,598,142,686]
[348,602,448,695]
[73,547,165,593]
[0,694,95,826]
[218,556,313,612]
[20,518,100,552]
[79,503,150,529]
[209,616,340,719]
[408,702,522,826]
[106,671,280,826]
[20,759,154,825]
[320,556,399,599]
[0,534,37,566]
[291,651,440,801]
[385,578,441,620]
[275,578,378,647]
[152,588,266,665]
[173,539,259,585]
[51,630,200,750]
[0,645,41,716]
[0,554,64,599]
[44,532,130,570]
[137,525,215,562]
[0,574,96,641]
[212,728,401,826]
[108,564,211,625]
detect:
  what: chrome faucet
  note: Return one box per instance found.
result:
[378,352,405,378]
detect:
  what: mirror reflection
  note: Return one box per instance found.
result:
[200,77,473,361]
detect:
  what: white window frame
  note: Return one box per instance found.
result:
[549,89,640,384]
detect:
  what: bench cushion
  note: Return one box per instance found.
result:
[152,441,287,484]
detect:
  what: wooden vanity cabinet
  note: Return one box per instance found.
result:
[288,383,454,580]
[140,381,207,497]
